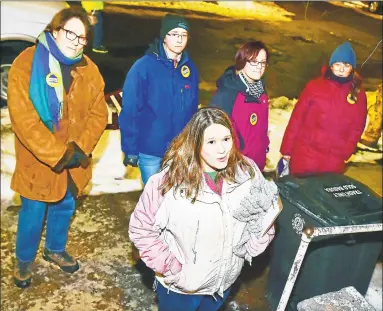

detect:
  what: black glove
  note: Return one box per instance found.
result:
[52,142,90,173]
[123,155,138,167]
[71,142,90,169]
[64,142,90,169]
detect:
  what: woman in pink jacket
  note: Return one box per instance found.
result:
[210,41,270,172]
[280,42,367,175]
[129,107,280,311]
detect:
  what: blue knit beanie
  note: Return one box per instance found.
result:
[160,14,189,39]
[329,42,356,68]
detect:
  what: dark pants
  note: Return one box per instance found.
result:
[155,280,231,311]
[93,10,104,49]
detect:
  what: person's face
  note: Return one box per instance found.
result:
[242,49,267,82]
[200,124,233,172]
[53,17,87,58]
[163,27,188,56]
[331,62,353,78]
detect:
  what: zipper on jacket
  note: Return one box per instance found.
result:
[192,220,199,264]
[180,87,184,111]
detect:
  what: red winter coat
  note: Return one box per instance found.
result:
[280,67,367,175]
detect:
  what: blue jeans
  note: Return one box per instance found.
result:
[155,281,231,311]
[138,153,162,185]
[15,187,76,263]
[93,10,104,48]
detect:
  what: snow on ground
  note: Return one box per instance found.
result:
[1,95,382,309]
[82,129,142,196]
[0,108,143,210]
[1,94,381,215]
[2,93,382,209]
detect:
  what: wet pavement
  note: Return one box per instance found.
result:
[1,162,381,311]
[1,189,274,311]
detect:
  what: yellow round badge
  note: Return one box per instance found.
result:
[181,65,190,78]
[250,113,258,125]
[46,72,60,87]
[347,93,356,105]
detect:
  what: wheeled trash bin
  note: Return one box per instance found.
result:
[266,173,382,311]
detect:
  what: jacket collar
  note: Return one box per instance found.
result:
[320,65,353,86]
[147,38,189,68]
[201,167,252,196]
[162,164,252,203]
[216,66,266,102]
[70,55,88,78]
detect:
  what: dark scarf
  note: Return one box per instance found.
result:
[328,71,353,84]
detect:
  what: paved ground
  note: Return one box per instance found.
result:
[1,160,381,311]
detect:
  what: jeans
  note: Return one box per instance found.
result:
[138,153,162,185]
[15,187,76,263]
[93,10,104,49]
[155,281,231,311]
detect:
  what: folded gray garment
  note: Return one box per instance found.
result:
[232,177,278,222]
[232,177,278,263]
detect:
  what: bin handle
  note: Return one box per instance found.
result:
[276,223,383,311]
[345,234,357,245]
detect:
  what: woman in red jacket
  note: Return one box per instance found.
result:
[280,42,367,175]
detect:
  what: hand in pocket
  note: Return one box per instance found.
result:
[163,272,181,285]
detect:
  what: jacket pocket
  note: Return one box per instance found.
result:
[173,263,218,293]
[180,85,195,112]
[17,163,52,197]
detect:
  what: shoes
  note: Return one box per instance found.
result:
[92,46,108,54]
[14,250,79,288]
[43,249,79,274]
[13,259,32,288]
[359,137,379,150]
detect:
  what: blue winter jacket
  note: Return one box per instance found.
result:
[119,39,199,158]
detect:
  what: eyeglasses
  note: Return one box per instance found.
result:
[166,33,190,40]
[61,28,88,46]
[247,61,268,68]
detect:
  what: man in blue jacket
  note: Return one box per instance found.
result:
[119,14,199,184]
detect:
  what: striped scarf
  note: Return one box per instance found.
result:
[29,32,83,132]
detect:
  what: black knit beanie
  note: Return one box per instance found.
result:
[160,14,190,39]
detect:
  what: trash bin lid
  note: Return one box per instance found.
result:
[277,173,382,226]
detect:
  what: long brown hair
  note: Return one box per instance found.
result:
[44,7,92,40]
[160,107,255,202]
[349,71,362,102]
[325,67,362,102]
